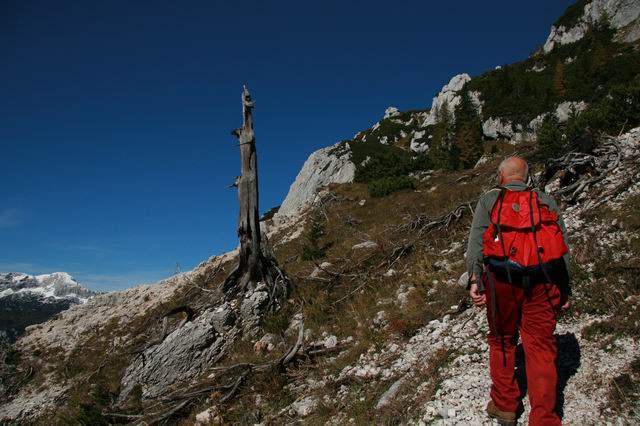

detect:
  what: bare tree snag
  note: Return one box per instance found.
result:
[223,86,289,308]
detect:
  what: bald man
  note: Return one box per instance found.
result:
[466,156,571,425]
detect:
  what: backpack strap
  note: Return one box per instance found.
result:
[494,187,512,284]
[527,191,560,314]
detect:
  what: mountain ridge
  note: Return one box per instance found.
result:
[0,272,98,342]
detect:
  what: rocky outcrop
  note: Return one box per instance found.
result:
[410,130,429,153]
[482,117,514,140]
[118,302,237,401]
[555,100,589,122]
[118,277,280,402]
[274,143,355,223]
[484,101,590,142]
[423,74,471,126]
[543,0,640,53]
[528,101,590,134]
[383,106,400,119]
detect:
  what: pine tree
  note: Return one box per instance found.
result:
[554,60,566,99]
[536,113,563,160]
[429,100,455,169]
[455,91,484,169]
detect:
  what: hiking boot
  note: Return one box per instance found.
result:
[486,400,517,425]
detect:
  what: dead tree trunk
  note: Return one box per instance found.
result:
[235,86,262,285]
[223,86,289,308]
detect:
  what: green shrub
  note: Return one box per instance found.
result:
[580,80,640,134]
[301,217,326,261]
[536,114,564,159]
[355,150,413,183]
[368,176,415,198]
[353,140,432,184]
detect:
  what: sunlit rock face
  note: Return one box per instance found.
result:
[273,142,355,223]
[423,73,471,126]
[543,0,640,53]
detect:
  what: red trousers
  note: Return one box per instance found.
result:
[484,271,562,425]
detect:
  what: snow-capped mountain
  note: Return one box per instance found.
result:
[0,272,96,303]
[0,272,98,342]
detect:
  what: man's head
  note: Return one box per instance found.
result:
[497,156,528,185]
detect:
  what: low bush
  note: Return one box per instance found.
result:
[368,176,415,198]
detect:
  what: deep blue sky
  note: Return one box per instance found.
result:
[1,0,574,291]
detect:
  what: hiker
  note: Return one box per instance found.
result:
[465,156,571,426]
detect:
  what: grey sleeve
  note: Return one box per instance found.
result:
[465,195,491,291]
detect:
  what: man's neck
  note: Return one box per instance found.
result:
[502,179,526,186]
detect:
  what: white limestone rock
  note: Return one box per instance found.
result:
[555,100,588,122]
[274,142,355,223]
[291,396,317,417]
[543,0,640,53]
[529,63,546,72]
[469,90,483,116]
[352,240,378,250]
[482,117,514,139]
[529,113,549,133]
[473,154,489,169]
[528,101,589,136]
[323,335,338,349]
[375,376,408,410]
[384,106,400,119]
[395,284,415,308]
[310,261,334,278]
[195,407,222,425]
[410,130,429,153]
[423,74,471,126]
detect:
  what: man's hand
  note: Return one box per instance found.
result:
[560,298,571,312]
[469,282,486,306]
